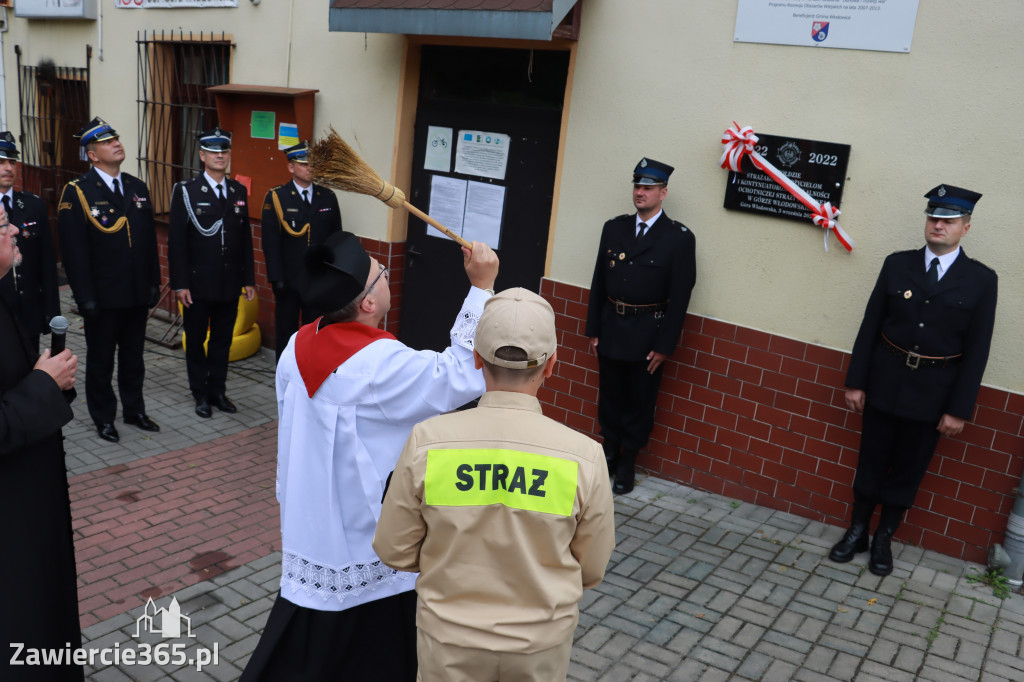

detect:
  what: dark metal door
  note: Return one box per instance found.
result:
[400,46,569,352]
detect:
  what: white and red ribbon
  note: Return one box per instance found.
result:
[720,122,854,253]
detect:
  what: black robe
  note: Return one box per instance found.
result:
[0,298,82,681]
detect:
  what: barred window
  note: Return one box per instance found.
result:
[137,31,232,217]
[15,46,91,222]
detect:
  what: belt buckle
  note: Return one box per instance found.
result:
[614,300,627,315]
[905,352,921,370]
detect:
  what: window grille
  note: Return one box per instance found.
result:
[14,45,91,223]
[136,30,232,217]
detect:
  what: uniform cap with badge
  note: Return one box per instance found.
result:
[285,141,309,164]
[475,288,557,370]
[301,231,371,313]
[924,184,981,218]
[75,117,119,146]
[0,131,20,160]
[632,157,674,186]
[197,127,232,152]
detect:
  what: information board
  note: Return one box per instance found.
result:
[734,0,920,53]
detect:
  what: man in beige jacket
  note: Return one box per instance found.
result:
[374,288,616,682]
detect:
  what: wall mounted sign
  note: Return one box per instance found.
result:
[18,0,98,19]
[734,0,920,53]
[720,124,854,252]
[115,0,238,8]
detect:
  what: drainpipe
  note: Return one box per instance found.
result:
[989,466,1024,587]
[0,7,9,132]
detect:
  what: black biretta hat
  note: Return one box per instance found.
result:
[301,232,372,313]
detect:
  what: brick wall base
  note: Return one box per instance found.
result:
[539,278,1024,564]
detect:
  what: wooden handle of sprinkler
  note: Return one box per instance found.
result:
[402,201,472,249]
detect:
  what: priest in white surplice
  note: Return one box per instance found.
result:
[241,232,499,682]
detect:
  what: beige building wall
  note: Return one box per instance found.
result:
[552,0,1023,392]
[4,1,1020,391]
[1,1,403,244]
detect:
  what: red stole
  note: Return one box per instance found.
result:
[295,319,395,398]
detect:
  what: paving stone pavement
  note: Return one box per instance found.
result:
[50,289,1024,680]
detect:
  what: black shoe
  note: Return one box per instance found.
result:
[97,422,120,443]
[195,398,212,419]
[612,449,637,495]
[828,523,870,563]
[209,394,237,414]
[868,527,896,576]
[124,413,160,432]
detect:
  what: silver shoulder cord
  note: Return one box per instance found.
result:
[178,182,225,251]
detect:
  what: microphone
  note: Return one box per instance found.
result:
[49,315,69,355]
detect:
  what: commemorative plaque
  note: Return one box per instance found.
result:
[723,132,851,225]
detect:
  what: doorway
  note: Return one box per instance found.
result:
[400,45,569,352]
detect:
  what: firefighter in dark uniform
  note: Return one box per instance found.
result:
[0,131,60,356]
[260,141,342,360]
[585,158,697,494]
[57,118,161,443]
[831,185,998,576]
[168,128,256,419]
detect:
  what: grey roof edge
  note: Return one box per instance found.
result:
[329,4,577,41]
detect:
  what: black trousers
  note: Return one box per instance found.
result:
[240,591,418,682]
[83,306,148,425]
[182,298,238,399]
[273,287,324,361]
[597,354,664,451]
[853,404,943,509]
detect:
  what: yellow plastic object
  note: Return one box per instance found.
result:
[180,289,262,362]
[234,291,259,336]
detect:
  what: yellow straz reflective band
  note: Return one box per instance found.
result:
[425,449,578,517]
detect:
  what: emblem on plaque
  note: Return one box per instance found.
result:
[776,141,801,168]
[812,21,829,42]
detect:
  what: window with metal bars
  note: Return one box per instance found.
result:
[136,30,232,217]
[14,46,91,224]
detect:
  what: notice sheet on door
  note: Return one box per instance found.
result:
[455,130,510,180]
[427,175,505,249]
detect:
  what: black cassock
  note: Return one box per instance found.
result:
[0,298,82,681]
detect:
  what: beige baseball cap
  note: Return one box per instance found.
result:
[475,288,557,369]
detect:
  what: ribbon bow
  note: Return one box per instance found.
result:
[719,123,758,172]
[720,122,854,253]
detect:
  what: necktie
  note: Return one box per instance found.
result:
[636,222,647,243]
[112,178,123,203]
[302,189,310,205]
[2,195,10,218]
[927,257,939,285]
[216,184,225,208]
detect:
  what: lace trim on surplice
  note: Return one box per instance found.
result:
[282,550,410,605]
[451,307,482,351]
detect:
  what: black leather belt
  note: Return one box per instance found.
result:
[608,297,667,318]
[881,333,962,370]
